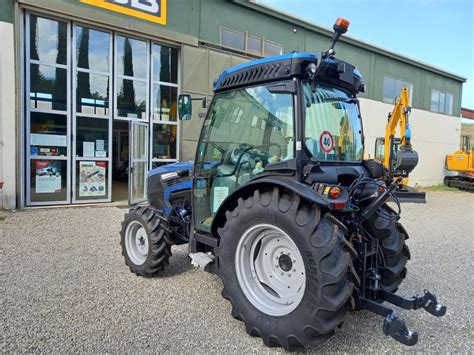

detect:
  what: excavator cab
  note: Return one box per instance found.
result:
[444,135,474,191]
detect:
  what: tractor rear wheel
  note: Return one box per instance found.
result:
[363,204,410,292]
[215,188,356,351]
[120,206,172,277]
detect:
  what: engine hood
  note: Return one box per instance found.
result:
[148,161,194,179]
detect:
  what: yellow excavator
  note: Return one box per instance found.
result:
[374,87,426,203]
[444,135,474,191]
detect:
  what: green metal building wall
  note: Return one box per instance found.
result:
[0,0,467,207]
[1,0,464,116]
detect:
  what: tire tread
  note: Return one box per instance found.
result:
[216,188,354,351]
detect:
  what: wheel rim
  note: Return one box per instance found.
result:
[235,223,306,316]
[125,220,149,265]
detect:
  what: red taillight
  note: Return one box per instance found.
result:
[332,202,346,210]
[329,186,341,199]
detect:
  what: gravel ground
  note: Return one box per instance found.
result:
[1,191,473,352]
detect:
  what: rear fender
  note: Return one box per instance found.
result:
[211,177,328,236]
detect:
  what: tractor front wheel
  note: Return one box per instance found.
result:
[120,206,172,277]
[216,188,355,351]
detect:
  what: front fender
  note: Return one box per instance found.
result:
[211,177,329,236]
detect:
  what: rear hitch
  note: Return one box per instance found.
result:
[359,297,419,346]
[383,312,418,346]
[359,288,446,346]
[379,289,447,317]
[353,217,446,346]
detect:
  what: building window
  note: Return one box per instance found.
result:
[247,35,263,55]
[221,28,245,51]
[263,40,283,57]
[23,11,180,206]
[383,76,413,104]
[220,27,283,57]
[115,35,148,119]
[151,42,179,166]
[431,89,453,115]
[26,14,71,205]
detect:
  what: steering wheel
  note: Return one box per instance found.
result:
[258,143,282,160]
[231,143,284,166]
[230,144,255,166]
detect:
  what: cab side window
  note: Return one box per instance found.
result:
[194,84,294,230]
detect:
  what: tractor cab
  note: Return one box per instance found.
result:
[185,51,366,232]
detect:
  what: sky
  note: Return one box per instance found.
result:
[258,0,474,109]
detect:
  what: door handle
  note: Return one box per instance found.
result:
[130,166,135,174]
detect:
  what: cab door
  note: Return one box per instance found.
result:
[129,121,149,204]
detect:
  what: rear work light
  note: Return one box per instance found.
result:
[329,186,341,199]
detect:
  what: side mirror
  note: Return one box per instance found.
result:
[178,94,192,121]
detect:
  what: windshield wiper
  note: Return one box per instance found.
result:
[319,97,358,104]
[304,93,359,107]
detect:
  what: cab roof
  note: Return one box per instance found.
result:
[213,52,318,92]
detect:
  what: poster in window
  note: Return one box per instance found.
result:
[35,160,62,193]
[79,161,107,197]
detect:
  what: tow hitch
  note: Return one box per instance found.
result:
[357,288,446,346]
[354,233,446,346]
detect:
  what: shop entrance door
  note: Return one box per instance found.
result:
[23,12,180,207]
[129,121,149,204]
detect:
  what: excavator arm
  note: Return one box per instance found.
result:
[376,87,419,179]
[375,87,425,203]
[384,88,410,169]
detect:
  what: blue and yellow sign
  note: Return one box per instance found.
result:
[79,0,167,25]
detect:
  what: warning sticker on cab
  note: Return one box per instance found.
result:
[213,186,229,213]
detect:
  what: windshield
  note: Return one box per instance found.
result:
[304,83,363,161]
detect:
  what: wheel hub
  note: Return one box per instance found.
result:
[235,224,306,316]
[125,220,149,266]
[278,254,293,272]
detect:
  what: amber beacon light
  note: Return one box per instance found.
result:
[335,18,350,32]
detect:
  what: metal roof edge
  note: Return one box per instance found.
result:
[232,0,467,83]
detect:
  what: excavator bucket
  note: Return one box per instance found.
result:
[392,148,425,203]
[394,148,419,176]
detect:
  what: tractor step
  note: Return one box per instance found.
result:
[189,252,215,270]
[358,288,446,346]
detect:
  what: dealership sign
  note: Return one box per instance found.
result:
[79,0,167,25]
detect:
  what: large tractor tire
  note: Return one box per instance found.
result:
[215,188,356,351]
[120,206,172,277]
[363,205,410,292]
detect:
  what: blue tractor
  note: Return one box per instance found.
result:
[120,19,445,351]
